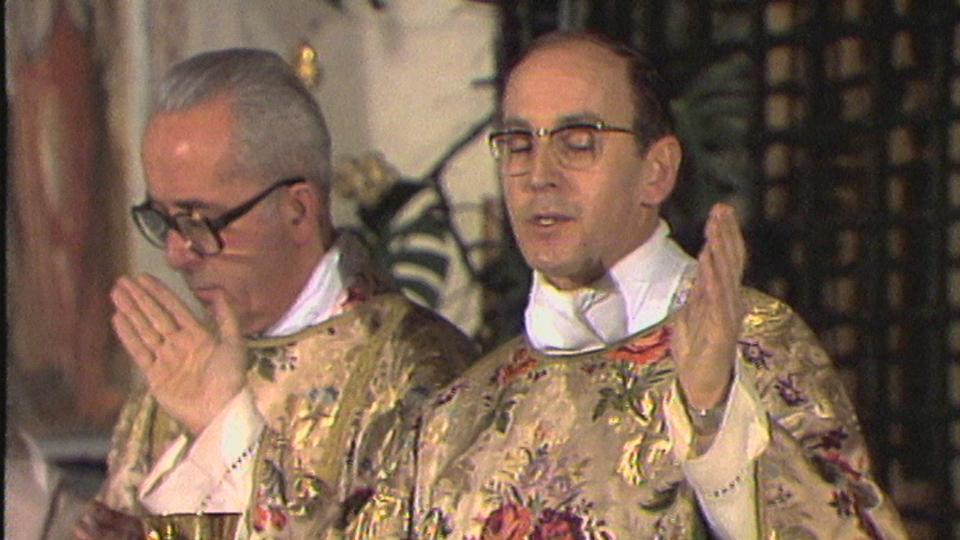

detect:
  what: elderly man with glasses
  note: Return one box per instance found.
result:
[356,32,908,539]
[74,48,476,540]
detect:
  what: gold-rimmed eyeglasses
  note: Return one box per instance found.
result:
[488,121,639,176]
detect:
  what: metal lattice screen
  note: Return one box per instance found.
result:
[495,0,959,536]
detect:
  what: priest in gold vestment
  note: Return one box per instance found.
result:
[74,49,475,540]
[354,32,908,539]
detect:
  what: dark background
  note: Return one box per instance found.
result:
[486,1,958,537]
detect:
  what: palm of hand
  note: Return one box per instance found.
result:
[671,204,746,410]
[148,323,247,434]
[111,274,246,434]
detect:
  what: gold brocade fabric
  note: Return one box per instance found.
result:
[355,287,908,539]
[98,292,477,540]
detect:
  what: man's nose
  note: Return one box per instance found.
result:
[164,229,201,269]
[527,142,561,191]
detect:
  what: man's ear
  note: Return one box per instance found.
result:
[282,181,324,244]
[639,135,682,206]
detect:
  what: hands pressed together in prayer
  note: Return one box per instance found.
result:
[109,274,247,435]
[673,203,748,412]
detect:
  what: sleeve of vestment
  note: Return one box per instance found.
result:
[664,358,769,540]
[138,388,263,513]
[96,383,187,514]
[730,289,908,539]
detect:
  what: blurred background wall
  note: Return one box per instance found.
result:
[6,0,959,537]
[6,0,501,432]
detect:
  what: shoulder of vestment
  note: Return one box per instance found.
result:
[245,292,477,429]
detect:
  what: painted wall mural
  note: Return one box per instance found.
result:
[8,2,126,435]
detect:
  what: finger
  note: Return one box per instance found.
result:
[711,207,748,321]
[707,224,740,294]
[699,241,744,336]
[75,504,117,540]
[713,205,746,269]
[702,234,745,328]
[112,312,156,373]
[111,281,166,349]
[683,243,709,319]
[72,524,97,540]
[91,501,121,521]
[118,276,180,336]
[716,207,746,275]
[702,237,741,317]
[91,502,145,538]
[137,274,203,332]
[209,288,242,341]
[698,243,722,306]
[73,512,98,540]
[721,206,747,273]
[704,206,743,294]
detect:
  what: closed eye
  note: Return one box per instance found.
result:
[556,126,598,152]
[492,132,535,154]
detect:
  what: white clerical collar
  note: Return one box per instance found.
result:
[525,220,694,354]
[263,234,358,337]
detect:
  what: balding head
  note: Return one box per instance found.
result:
[506,32,675,154]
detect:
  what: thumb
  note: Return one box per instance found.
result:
[209,289,242,341]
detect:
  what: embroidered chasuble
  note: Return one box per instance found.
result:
[99,292,476,539]
[352,287,907,539]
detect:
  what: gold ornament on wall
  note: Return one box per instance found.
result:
[292,41,322,88]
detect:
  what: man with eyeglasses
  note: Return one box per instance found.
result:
[74,48,476,540]
[367,32,908,539]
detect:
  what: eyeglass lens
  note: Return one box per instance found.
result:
[133,208,221,255]
[132,207,169,247]
[173,215,221,254]
[491,126,603,176]
[131,177,305,256]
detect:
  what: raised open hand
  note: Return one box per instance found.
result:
[110,274,246,434]
[672,203,747,411]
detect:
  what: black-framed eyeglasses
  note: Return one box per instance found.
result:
[488,121,640,176]
[131,177,306,256]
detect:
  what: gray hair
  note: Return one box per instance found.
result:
[153,48,331,193]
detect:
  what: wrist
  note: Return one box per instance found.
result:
[679,372,733,437]
[681,388,727,457]
[686,400,725,436]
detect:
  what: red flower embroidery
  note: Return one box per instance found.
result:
[343,285,368,308]
[820,453,884,539]
[810,428,849,451]
[819,450,865,481]
[270,508,288,530]
[532,509,585,540]
[253,504,288,532]
[480,503,534,540]
[479,505,588,540]
[607,326,671,367]
[494,348,538,386]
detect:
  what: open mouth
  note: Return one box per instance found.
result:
[531,213,572,227]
